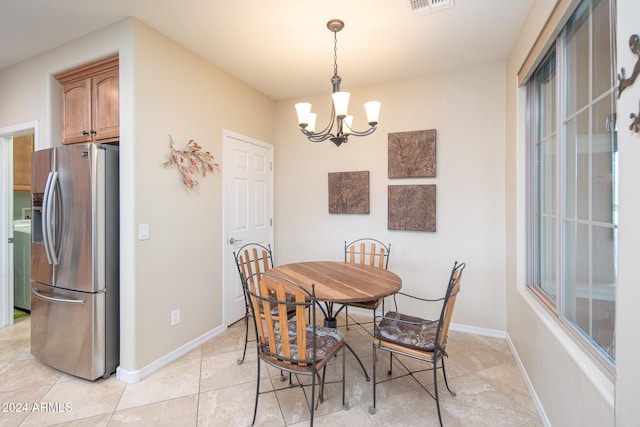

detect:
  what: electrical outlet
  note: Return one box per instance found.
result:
[171,309,180,326]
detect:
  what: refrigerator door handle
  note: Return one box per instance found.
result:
[32,288,86,305]
[44,171,60,265]
[42,172,54,265]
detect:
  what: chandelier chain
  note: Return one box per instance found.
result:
[333,31,338,77]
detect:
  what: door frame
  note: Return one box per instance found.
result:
[221,129,274,328]
[0,120,38,328]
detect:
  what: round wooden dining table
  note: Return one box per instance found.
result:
[264,261,402,381]
[267,260,402,302]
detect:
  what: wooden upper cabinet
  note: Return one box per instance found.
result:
[13,134,34,192]
[61,78,92,143]
[56,56,119,144]
[93,68,119,141]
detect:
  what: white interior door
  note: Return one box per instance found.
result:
[223,131,273,326]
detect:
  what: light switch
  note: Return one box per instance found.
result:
[138,223,150,240]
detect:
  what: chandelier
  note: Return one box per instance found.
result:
[295,19,381,147]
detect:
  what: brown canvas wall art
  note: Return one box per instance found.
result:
[388,184,436,231]
[388,129,436,178]
[328,171,370,214]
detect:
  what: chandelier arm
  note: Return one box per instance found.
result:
[314,102,338,136]
[342,120,378,137]
[300,130,336,143]
[298,102,338,141]
[348,127,378,137]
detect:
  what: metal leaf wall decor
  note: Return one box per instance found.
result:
[164,135,221,189]
[388,184,436,232]
[328,171,370,214]
[388,129,436,178]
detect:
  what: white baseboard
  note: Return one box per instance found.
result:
[116,324,225,384]
[448,322,506,339]
[450,322,550,426]
[349,304,551,426]
[504,334,551,426]
[451,323,550,426]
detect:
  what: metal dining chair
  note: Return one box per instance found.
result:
[233,243,275,365]
[343,238,391,332]
[369,261,466,427]
[244,272,347,426]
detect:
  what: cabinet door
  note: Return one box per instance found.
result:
[61,78,92,144]
[92,68,119,143]
[13,134,34,191]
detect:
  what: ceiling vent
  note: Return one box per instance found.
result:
[409,0,454,14]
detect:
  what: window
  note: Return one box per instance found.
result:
[528,0,617,367]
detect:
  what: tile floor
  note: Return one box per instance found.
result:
[0,314,543,426]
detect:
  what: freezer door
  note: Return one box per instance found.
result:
[54,144,105,292]
[30,282,106,380]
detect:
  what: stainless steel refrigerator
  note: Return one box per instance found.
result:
[30,143,119,380]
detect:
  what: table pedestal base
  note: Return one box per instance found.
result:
[324,317,338,328]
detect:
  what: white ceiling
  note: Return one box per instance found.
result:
[0,0,533,100]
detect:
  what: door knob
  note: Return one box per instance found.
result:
[229,237,242,244]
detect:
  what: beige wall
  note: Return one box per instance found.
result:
[274,62,508,332]
[125,20,274,372]
[0,18,275,377]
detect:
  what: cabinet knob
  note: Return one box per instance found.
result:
[90,130,97,135]
[82,130,89,135]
